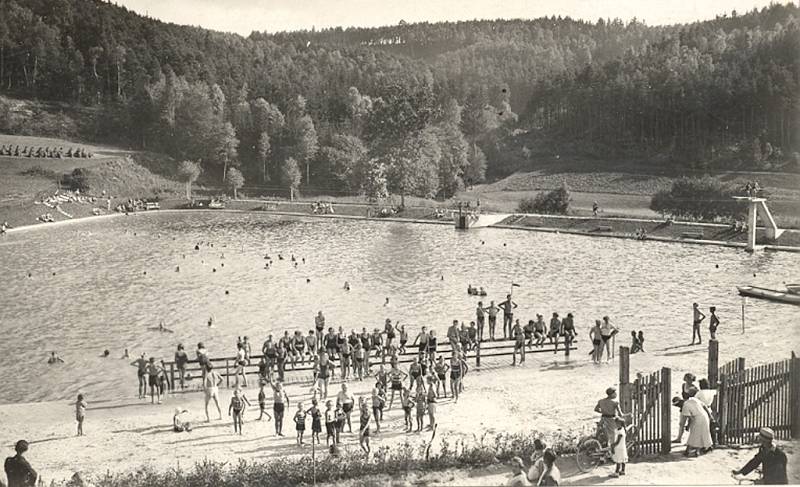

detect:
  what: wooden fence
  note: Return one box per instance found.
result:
[715,352,799,444]
[164,337,578,391]
[619,347,672,455]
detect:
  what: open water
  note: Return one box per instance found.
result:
[0,211,798,404]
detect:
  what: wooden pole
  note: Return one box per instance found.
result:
[708,340,719,388]
[619,346,631,414]
[312,429,317,486]
[718,374,728,444]
[792,352,800,439]
[170,363,175,392]
[225,359,230,388]
[661,367,672,455]
[741,297,746,334]
[476,341,481,368]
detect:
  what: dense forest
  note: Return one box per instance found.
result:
[0,0,798,198]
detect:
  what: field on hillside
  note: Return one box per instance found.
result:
[0,134,182,226]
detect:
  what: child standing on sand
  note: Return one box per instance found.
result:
[257,380,271,421]
[415,387,426,432]
[307,398,322,445]
[401,387,415,432]
[325,400,336,446]
[75,394,87,436]
[294,402,307,446]
[228,388,250,435]
[610,417,628,477]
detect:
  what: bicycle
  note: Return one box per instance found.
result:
[731,469,761,485]
[576,421,640,473]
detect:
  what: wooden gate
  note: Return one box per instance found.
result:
[718,355,797,444]
[620,347,672,455]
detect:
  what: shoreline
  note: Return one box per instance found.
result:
[5,198,800,252]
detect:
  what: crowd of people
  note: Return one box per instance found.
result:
[0,144,93,159]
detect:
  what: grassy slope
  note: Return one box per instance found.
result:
[0,134,182,227]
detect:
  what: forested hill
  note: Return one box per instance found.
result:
[1,0,798,199]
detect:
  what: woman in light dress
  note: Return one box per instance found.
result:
[681,392,713,456]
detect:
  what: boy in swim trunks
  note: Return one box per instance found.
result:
[325,400,336,446]
[75,394,87,436]
[476,301,486,342]
[257,380,272,421]
[387,363,408,409]
[434,355,449,398]
[485,301,500,340]
[708,306,719,340]
[512,319,526,365]
[396,324,408,354]
[336,383,356,433]
[691,302,705,345]
[228,387,251,435]
[401,386,415,432]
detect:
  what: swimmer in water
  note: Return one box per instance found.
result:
[122,349,129,359]
[384,297,390,306]
[48,351,64,364]
[344,281,350,291]
[207,316,215,328]
[102,350,110,358]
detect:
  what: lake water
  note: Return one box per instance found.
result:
[0,211,798,404]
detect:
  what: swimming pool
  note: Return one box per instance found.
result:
[0,211,797,404]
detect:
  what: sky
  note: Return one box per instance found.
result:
[114,0,790,35]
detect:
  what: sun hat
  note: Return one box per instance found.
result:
[759,427,775,440]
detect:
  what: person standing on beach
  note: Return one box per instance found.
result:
[336,383,356,433]
[317,351,331,398]
[512,319,526,365]
[228,387,251,435]
[434,356,449,398]
[450,350,466,402]
[358,397,371,455]
[691,303,706,345]
[270,378,290,436]
[315,311,325,349]
[500,295,518,339]
[486,301,500,340]
[75,394,87,436]
[146,357,162,404]
[325,400,336,446]
[5,440,39,487]
[589,321,602,363]
[476,301,486,341]
[594,387,623,446]
[412,326,429,358]
[708,307,720,340]
[447,320,460,349]
[131,354,148,399]
[234,342,248,388]
[599,317,618,363]
[293,402,307,446]
[387,363,408,409]
[174,344,188,389]
[204,364,223,422]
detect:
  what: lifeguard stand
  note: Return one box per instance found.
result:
[732,196,784,252]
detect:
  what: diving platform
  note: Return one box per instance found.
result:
[732,196,784,252]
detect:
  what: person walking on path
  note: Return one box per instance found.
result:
[203,364,223,422]
[4,440,39,487]
[732,427,788,484]
[500,294,518,339]
[691,303,706,345]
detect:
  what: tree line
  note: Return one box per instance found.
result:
[0,0,797,199]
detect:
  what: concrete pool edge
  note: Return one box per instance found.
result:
[4,206,800,253]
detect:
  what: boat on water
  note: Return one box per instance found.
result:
[785,284,800,295]
[737,285,800,305]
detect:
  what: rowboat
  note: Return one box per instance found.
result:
[737,286,800,305]
[785,284,800,295]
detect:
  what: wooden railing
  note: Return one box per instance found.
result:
[163,337,579,391]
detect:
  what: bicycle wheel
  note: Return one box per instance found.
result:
[576,438,603,473]
[627,440,640,459]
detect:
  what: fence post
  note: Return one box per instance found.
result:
[619,346,631,414]
[661,367,672,455]
[169,363,175,392]
[476,342,481,367]
[718,374,728,444]
[225,359,230,388]
[708,340,719,388]
[737,357,746,372]
[792,352,800,439]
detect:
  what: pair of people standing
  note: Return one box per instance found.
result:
[476,294,517,341]
[691,303,720,344]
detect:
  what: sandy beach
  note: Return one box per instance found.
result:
[3,336,798,484]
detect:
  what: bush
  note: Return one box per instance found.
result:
[518,183,571,214]
[650,176,743,221]
[20,166,59,179]
[68,167,91,192]
[57,430,579,487]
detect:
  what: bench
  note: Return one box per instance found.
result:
[681,231,704,239]
[145,202,160,210]
[595,225,613,232]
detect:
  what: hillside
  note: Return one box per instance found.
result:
[0,133,181,227]
[0,0,797,204]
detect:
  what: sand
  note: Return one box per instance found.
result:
[2,340,798,485]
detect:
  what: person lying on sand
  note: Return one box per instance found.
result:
[173,408,192,432]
